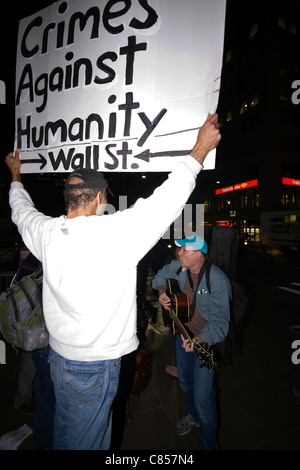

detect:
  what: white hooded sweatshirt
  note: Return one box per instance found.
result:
[9,155,201,361]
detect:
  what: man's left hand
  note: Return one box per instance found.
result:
[181,334,205,352]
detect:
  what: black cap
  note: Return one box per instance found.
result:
[65,169,109,191]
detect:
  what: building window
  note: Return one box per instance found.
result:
[240,188,258,208]
[245,225,260,243]
[278,17,286,29]
[280,85,288,102]
[217,195,232,211]
[281,186,298,207]
[203,200,210,213]
[240,101,248,115]
[250,93,259,108]
[244,193,253,208]
[226,111,232,122]
[250,23,258,38]
[239,94,259,116]
[290,23,297,35]
[279,67,287,76]
[225,50,232,63]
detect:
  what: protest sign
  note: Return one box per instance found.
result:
[15,0,226,173]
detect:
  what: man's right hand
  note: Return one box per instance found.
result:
[5,149,22,182]
[158,292,171,311]
[190,113,221,165]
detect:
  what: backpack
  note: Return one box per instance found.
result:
[206,226,248,365]
[202,261,248,365]
[0,265,48,351]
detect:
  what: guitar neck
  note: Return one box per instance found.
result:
[169,309,192,343]
[166,278,216,372]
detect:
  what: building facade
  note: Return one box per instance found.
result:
[199,0,300,249]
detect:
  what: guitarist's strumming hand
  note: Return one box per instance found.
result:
[158,289,171,311]
[181,334,205,353]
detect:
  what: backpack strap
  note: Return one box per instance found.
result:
[188,260,211,319]
[7,288,20,323]
[205,261,212,294]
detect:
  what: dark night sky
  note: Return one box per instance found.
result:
[0,1,61,221]
[1,1,57,192]
[1,1,56,152]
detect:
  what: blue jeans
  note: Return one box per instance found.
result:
[49,348,121,450]
[176,335,218,450]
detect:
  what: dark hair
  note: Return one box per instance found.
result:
[64,186,107,211]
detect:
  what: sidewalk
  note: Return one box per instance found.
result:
[120,261,300,451]
[1,258,300,450]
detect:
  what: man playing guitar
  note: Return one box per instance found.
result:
[152,234,231,450]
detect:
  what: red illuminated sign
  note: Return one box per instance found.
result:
[282,177,300,187]
[234,179,258,191]
[215,179,258,195]
[216,220,233,227]
[215,185,234,195]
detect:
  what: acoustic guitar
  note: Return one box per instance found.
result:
[164,278,216,372]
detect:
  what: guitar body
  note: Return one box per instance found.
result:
[130,348,153,398]
[163,278,216,372]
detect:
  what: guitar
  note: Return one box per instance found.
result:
[164,278,216,372]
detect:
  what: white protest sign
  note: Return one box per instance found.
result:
[15,0,226,173]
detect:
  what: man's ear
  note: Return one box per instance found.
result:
[97,191,103,204]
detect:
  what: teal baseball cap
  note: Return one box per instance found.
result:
[175,234,208,254]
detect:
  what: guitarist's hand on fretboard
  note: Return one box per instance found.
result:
[181,334,205,353]
[181,336,193,352]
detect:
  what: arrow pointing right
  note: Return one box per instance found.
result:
[20,153,47,170]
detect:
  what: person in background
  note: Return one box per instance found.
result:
[14,252,54,449]
[152,234,231,450]
[13,254,40,416]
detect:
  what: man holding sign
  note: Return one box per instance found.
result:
[5,113,221,450]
